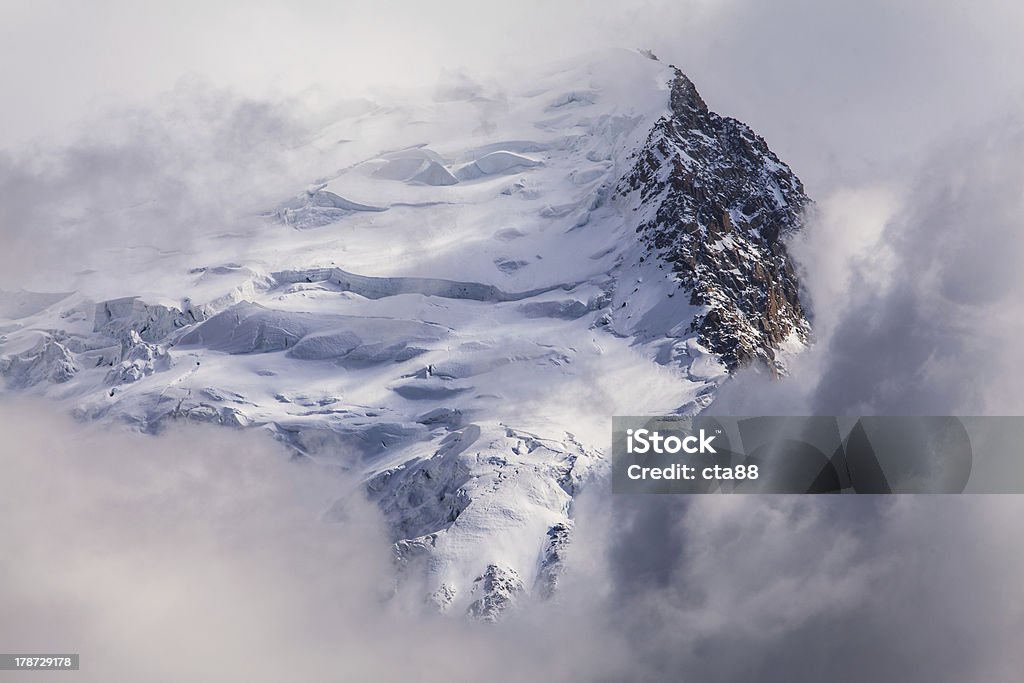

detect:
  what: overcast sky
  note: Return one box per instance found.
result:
[3,0,1023,194]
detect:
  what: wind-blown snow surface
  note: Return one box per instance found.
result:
[0,50,801,616]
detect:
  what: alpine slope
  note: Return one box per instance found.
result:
[0,49,810,619]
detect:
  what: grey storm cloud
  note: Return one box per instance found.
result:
[587,490,1024,682]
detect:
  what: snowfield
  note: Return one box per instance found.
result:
[0,49,807,617]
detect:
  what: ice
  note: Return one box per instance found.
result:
[0,289,72,320]
[178,302,321,354]
[410,161,459,186]
[0,337,78,389]
[454,151,542,181]
[272,267,581,303]
[274,185,386,228]
[517,299,590,320]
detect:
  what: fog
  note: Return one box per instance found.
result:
[0,403,623,682]
[4,1,1023,195]
[4,0,1024,289]
[3,404,1023,681]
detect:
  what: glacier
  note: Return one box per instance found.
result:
[0,49,809,618]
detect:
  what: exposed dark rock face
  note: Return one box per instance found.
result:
[619,68,810,370]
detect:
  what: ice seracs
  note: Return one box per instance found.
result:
[274,184,386,229]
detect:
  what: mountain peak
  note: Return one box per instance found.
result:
[669,66,710,118]
[618,65,809,372]
[2,53,811,616]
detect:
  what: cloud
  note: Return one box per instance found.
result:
[638,0,1024,193]
[0,400,386,681]
[588,492,1024,682]
[0,83,323,292]
[0,401,634,683]
[5,402,1023,682]
[715,109,1024,416]
[4,0,1023,295]
[6,1,1024,197]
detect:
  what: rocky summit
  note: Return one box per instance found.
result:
[618,66,810,371]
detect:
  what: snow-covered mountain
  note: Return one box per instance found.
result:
[0,49,809,618]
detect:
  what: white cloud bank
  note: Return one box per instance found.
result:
[2,404,1024,682]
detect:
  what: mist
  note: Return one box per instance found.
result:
[5,0,1024,295]
[5,1,1024,194]
[0,402,628,682]
[3,403,1023,682]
